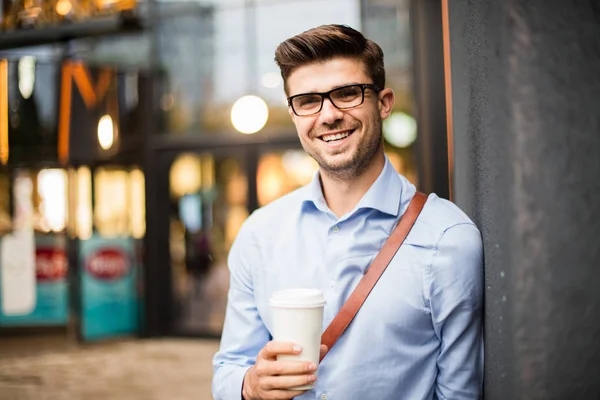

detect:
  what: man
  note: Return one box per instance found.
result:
[213,24,483,400]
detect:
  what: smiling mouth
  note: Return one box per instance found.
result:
[320,130,354,143]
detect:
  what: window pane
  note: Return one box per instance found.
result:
[169,153,248,335]
[94,168,129,237]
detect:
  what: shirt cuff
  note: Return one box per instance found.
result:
[232,365,252,400]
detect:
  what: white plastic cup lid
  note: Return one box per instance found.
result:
[269,288,326,308]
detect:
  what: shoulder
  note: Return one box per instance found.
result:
[416,193,480,239]
[420,195,483,276]
[420,193,476,230]
[405,192,481,254]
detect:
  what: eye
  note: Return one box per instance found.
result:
[295,95,321,107]
[333,86,361,100]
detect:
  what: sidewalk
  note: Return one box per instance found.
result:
[0,336,220,400]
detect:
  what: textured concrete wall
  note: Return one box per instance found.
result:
[411,0,450,199]
[448,1,600,398]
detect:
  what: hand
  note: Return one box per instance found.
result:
[242,342,329,400]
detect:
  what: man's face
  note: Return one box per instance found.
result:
[286,57,394,179]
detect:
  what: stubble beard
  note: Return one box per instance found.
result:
[303,120,384,182]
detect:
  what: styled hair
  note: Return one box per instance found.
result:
[274,24,385,95]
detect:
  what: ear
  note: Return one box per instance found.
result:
[378,88,395,120]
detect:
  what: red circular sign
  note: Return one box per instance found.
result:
[36,247,68,281]
[86,248,129,280]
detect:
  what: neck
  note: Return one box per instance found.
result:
[320,152,386,218]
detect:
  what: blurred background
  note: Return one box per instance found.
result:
[0,0,426,339]
[2,0,599,399]
[0,0,436,398]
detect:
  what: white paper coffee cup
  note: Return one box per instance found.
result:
[269,288,326,390]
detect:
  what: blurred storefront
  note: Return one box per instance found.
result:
[1,0,425,340]
[0,53,148,341]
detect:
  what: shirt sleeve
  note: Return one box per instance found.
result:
[212,220,271,400]
[428,223,484,400]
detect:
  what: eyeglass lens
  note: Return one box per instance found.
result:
[292,85,364,115]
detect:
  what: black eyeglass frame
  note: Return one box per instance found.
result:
[287,83,382,116]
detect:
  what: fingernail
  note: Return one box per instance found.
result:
[308,363,316,371]
[308,374,316,382]
[293,345,302,352]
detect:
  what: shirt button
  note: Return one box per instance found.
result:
[320,394,328,400]
[332,225,340,233]
[329,281,335,288]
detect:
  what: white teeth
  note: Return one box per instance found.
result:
[322,131,350,142]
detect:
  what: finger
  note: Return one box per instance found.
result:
[256,360,316,377]
[259,341,302,360]
[319,344,328,357]
[261,373,317,391]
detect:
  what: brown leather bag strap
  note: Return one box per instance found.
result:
[319,191,428,362]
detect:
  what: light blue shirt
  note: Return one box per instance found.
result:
[212,157,484,400]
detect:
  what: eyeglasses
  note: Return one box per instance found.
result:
[287,83,381,116]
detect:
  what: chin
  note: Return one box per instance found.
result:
[319,157,360,176]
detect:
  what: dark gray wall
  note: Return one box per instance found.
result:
[411,0,450,199]
[448,1,600,399]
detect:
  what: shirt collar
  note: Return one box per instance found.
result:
[301,170,330,214]
[301,155,403,217]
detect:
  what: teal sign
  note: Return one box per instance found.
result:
[80,236,139,340]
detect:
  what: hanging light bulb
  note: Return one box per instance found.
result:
[18,56,36,100]
[230,95,269,134]
[97,114,114,150]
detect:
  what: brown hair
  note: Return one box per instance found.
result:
[274,24,385,95]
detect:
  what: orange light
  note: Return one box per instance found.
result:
[71,63,113,109]
[0,59,8,165]
[71,63,96,108]
[58,62,73,165]
[55,0,72,16]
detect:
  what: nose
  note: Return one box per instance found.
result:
[319,98,344,125]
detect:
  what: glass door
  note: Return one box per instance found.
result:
[168,150,249,336]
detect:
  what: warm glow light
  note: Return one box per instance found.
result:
[225,206,249,248]
[0,59,8,165]
[98,114,114,150]
[55,0,72,16]
[170,153,202,198]
[281,150,318,185]
[37,169,67,232]
[129,168,145,239]
[18,56,35,100]
[257,154,286,206]
[76,167,92,240]
[383,112,417,148]
[230,95,269,134]
[95,168,128,237]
